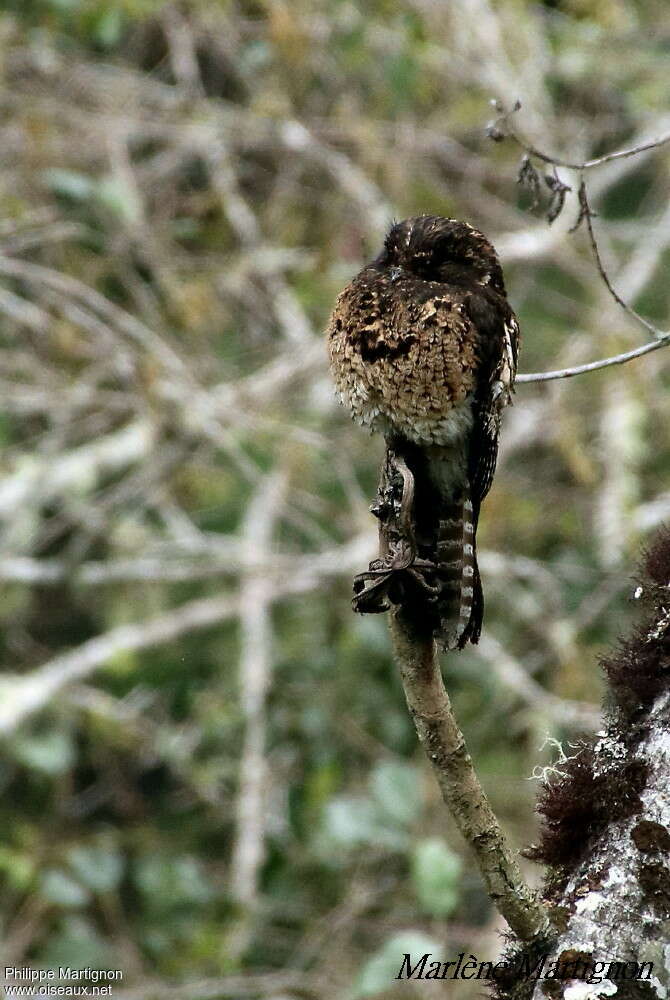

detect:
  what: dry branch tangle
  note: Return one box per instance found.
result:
[492,106,670,386]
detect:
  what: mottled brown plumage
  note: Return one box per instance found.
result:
[328,215,519,648]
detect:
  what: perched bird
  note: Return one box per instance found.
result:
[327,215,518,649]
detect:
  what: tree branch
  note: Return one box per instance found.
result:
[576,179,664,341]
[491,101,670,171]
[354,447,553,942]
[516,333,670,384]
[230,471,288,916]
[491,108,670,385]
[0,543,354,737]
[390,609,552,942]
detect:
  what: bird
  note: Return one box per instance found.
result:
[327,215,519,649]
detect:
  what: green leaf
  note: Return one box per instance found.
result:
[322,796,376,846]
[411,838,462,917]
[96,176,142,224]
[95,7,124,48]
[42,169,96,202]
[0,847,35,890]
[40,869,90,908]
[351,931,445,998]
[67,845,123,893]
[12,730,75,775]
[369,760,421,828]
[134,854,213,909]
[321,796,407,852]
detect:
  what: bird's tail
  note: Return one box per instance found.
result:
[389,439,483,649]
[433,492,482,650]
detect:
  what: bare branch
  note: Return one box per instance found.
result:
[390,610,553,943]
[493,103,670,170]
[0,549,345,737]
[576,179,663,341]
[516,183,670,384]
[476,634,600,731]
[230,471,288,913]
[0,419,156,519]
[354,447,553,941]
[516,334,670,384]
[487,104,670,385]
[0,593,238,737]
[511,168,670,384]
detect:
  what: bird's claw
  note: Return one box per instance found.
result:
[353,445,441,614]
[352,558,440,614]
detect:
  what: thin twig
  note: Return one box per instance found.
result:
[389,610,553,943]
[516,334,670,383]
[577,180,663,341]
[515,183,670,384]
[503,136,670,383]
[497,105,670,170]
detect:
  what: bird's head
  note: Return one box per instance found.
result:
[374,215,506,294]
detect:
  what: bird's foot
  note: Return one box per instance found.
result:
[353,444,440,615]
[352,549,440,615]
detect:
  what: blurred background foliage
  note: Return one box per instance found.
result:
[0,0,669,997]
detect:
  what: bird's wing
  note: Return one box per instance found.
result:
[467,301,520,510]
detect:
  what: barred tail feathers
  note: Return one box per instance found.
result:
[434,494,482,649]
[459,497,483,647]
[387,438,483,649]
